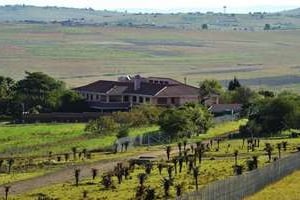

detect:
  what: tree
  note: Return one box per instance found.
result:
[264,24,271,30]
[228,76,241,91]
[117,126,129,139]
[0,76,15,100]
[199,79,223,97]
[4,185,10,200]
[234,150,239,166]
[193,167,200,190]
[162,178,172,197]
[57,90,88,112]
[74,169,80,186]
[91,168,98,180]
[85,116,119,135]
[202,23,208,30]
[166,146,171,160]
[14,71,65,112]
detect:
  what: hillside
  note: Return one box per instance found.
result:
[280,8,300,16]
[1,5,300,30]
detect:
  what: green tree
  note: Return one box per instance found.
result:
[199,79,223,97]
[264,24,271,30]
[85,116,119,134]
[228,76,241,91]
[0,76,15,100]
[14,72,65,112]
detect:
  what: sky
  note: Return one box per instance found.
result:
[0,0,299,13]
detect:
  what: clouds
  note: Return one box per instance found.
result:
[0,0,299,13]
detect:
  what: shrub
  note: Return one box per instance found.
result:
[117,126,129,138]
[85,116,119,135]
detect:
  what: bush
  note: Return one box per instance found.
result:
[117,126,129,138]
[85,116,119,134]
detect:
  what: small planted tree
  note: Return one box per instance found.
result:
[252,156,258,169]
[178,157,184,173]
[167,166,173,179]
[138,173,147,187]
[145,187,156,200]
[101,174,113,189]
[71,147,77,160]
[277,143,282,158]
[193,167,199,190]
[175,184,183,197]
[162,178,172,197]
[158,163,163,175]
[74,169,81,186]
[265,143,273,162]
[282,141,288,151]
[7,158,14,174]
[172,158,178,174]
[145,163,153,175]
[4,185,10,200]
[83,190,88,198]
[166,146,171,161]
[91,168,98,180]
[234,150,239,166]
[183,140,187,151]
[177,142,182,153]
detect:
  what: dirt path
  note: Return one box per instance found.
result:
[0,149,167,196]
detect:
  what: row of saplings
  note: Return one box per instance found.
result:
[0,140,130,177]
[70,139,290,199]
[2,139,292,200]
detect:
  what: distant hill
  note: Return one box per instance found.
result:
[1,5,300,30]
[280,8,300,16]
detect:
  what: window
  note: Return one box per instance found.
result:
[157,98,168,105]
[123,96,129,102]
[139,96,144,103]
[149,80,154,83]
[86,94,89,100]
[90,94,94,101]
[145,97,150,103]
[160,81,164,84]
[96,94,99,100]
[171,97,176,104]
[109,95,122,102]
[133,96,137,102]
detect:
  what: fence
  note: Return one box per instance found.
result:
[182,152,300,200]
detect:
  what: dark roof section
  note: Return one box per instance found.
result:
[125,82,166,96]
[74,80,166,96]
[209,104,242,113]
[74,80,131,93]
[155,84,199,97]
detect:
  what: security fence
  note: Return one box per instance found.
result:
[182,152,300,200]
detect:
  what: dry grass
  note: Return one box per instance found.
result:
[1,23,300,90]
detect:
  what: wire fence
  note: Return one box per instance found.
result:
[182,152,300,200]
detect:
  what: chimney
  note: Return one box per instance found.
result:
[134,75,142,91]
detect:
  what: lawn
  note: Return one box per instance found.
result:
[246,170,300,200]
[0,123,159,157]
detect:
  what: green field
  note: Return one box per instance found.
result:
[247,170,300,200]
[1,23,300,91]
[13,135,300,199]
[0,123,159,157]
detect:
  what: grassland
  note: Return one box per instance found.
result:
[0,123,159,157]
[12,135,300,200]
[1,23,300,91]
[246,170,300,200]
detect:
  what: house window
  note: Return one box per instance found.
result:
[96,94,99,100]
[164,81,169,85]
[123,96,129,102]
[160,81,164,84]
[90,94,94,101]
[154,80,158,84]
[133,96,137,102]
[139,96,144,103]
[109,95,122,102]
[171,97,176,104]
[157,98,168,105]
[149,80,154,83]
[145,97,150,103]
[86,94,89,100]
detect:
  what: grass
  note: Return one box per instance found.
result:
[0,123,159,157]
[246,170,300,200]
[1,23,300,91]
[12,135,300,200]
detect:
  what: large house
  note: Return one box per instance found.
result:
[74,75,212,111]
